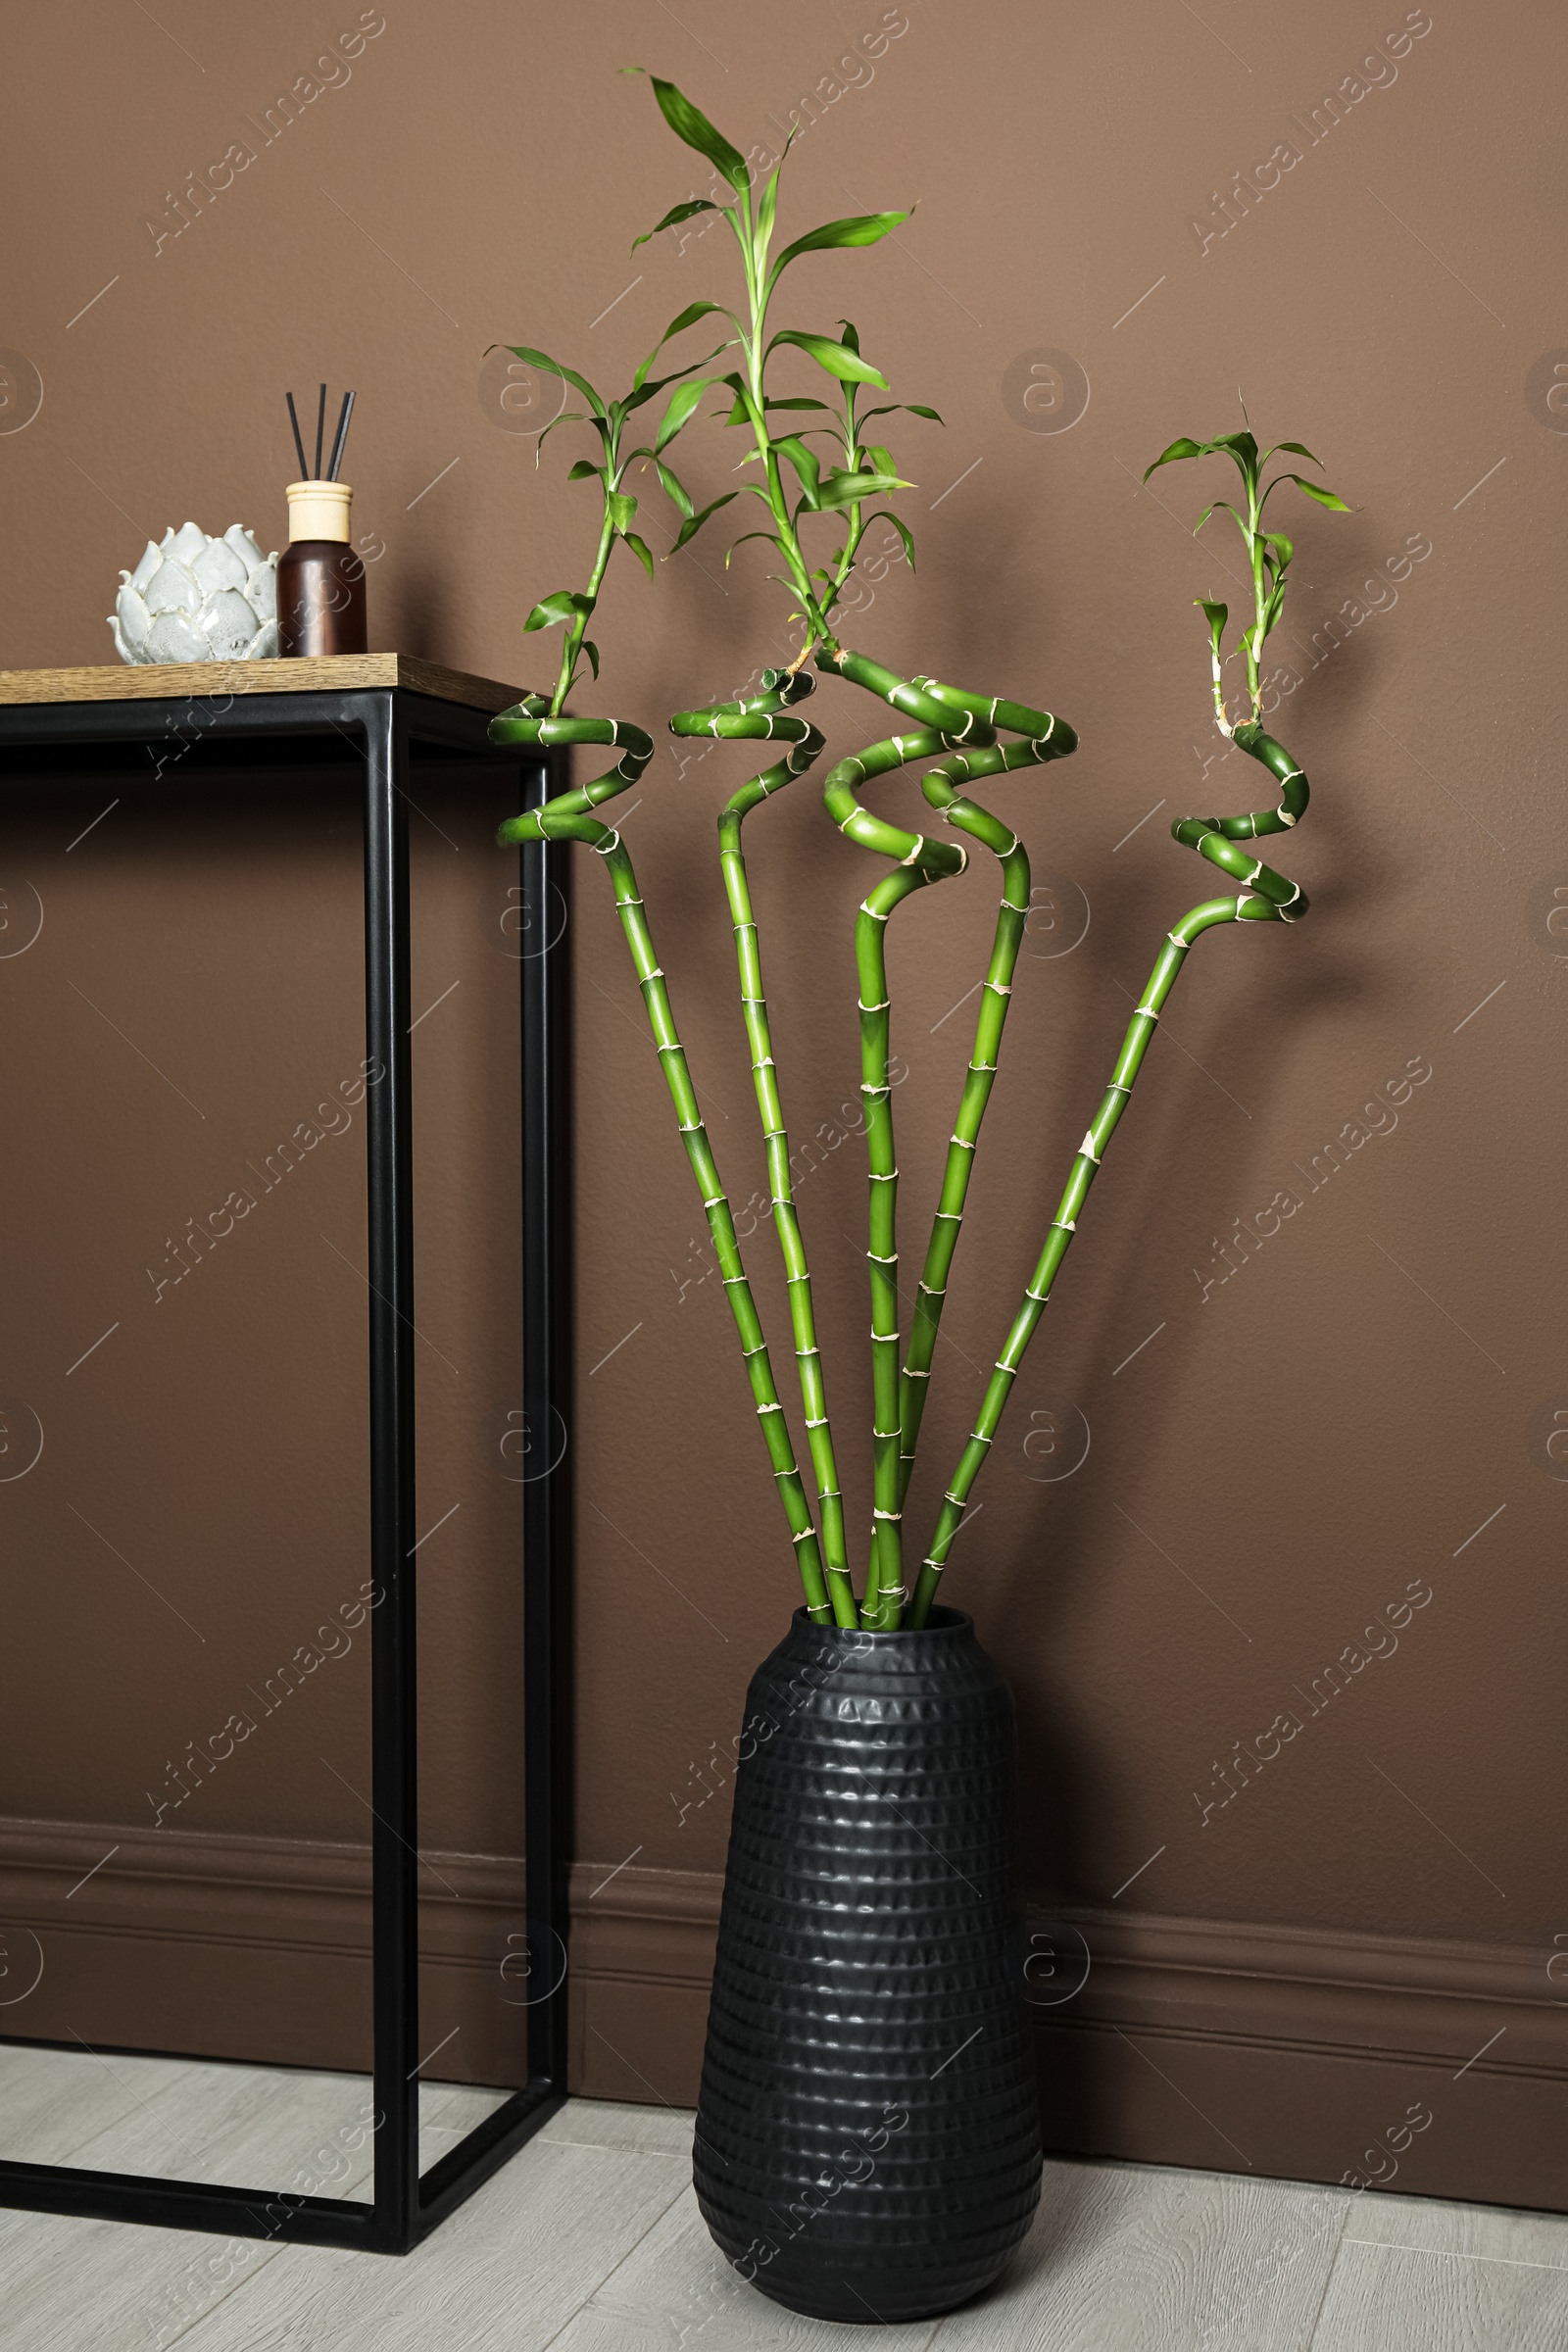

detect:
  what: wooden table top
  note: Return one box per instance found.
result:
[0,655,524,714]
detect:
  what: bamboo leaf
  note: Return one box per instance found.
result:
[725,529,783,564]
[1268,439,1322,466]
[622,530,655,580]
[506,345,607,421]
[717,370,765,429]
[672,490,738,550]
[1196,597,1228,658]
[608,491,638,532]
[774,434,822,506]
[758,162,781,251]
[868,511,917,571]
[622,342,731,417]
[582,639,600,679]
[763,396,831,412]
[1143,436,1204,481]
[536,410,590,463]
[860,402,944,425]
[767,329,888,386]
[632,197,725,252]
[1261,529,1294,569]
[566,460,602,482]
[524,590,593,633]
[1283,474,1351,512]
[653,459,694,521]
[769,214,907,285]
[654,377,712,450]
[634,71,750,191]
[654,298,729,347]
[1209,429,1259,469]
[817,467,908,510]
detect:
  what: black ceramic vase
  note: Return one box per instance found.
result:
[693,1605,1041,2323]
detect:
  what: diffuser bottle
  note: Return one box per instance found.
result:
[277,479,367,657]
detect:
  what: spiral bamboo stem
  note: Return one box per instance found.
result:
[668,668,860,1628]
[810,648,1076,1627]
[906,720,1309,1629]
[492,695,835,1622]
[897,688,1077,1515]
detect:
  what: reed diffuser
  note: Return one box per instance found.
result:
[278,383,366,657]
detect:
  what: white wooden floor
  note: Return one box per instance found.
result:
[0,2044,1565,2348]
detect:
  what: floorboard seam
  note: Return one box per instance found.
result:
[535,2164,697,2352]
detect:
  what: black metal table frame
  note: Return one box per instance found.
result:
[0,685,570,2253]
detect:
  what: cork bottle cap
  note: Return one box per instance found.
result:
[286,479,354,543]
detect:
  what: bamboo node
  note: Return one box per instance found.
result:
[1053,1217,1076,1232]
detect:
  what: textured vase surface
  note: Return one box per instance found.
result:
[694,1605,1041,2323]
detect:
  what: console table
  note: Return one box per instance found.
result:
[0,659,570,2253]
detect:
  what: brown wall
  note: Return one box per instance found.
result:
[3,0,1567,2201]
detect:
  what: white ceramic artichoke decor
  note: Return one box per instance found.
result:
[110,523,279,664]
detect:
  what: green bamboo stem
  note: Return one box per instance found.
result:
[812,649,1079,1628]
[492,696,835,1621]
[808,653,979,1625]
[856,859,934,1625]
[668,669,859,1629]
[906,723,1310,1629]
[896,686,1076,1509]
